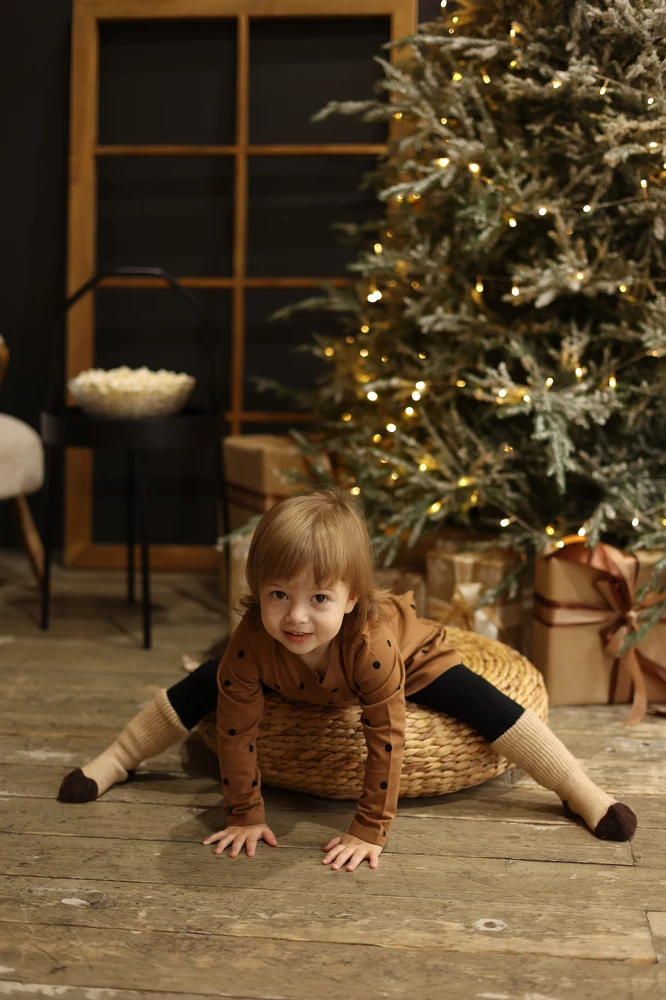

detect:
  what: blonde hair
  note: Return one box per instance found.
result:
[238,486,392,642]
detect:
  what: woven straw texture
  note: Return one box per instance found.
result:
[198,626,548,799]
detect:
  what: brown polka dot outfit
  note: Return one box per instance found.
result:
[216,591,461,847]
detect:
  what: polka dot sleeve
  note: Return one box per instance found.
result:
[347,629,406,847]
[216,618,266,827]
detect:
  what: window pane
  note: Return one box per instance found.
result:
[247,155,379,277]
[99,19,237,145]
[97,157,235,276]
[249,17,389,145]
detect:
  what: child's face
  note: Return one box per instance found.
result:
[260,566,357,660]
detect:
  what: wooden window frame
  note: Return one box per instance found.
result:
[65,0,417,569]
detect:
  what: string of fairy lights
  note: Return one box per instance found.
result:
[324,8,666,544]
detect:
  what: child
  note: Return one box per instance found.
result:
[58,487,637,872]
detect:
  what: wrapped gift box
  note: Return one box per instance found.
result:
[532,541,666,724]
[374,568,427,617]
[426,547,533,654]
[219,434,329,600]
[223,434,313,532]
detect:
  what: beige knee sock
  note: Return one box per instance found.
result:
[58,688,189,803]
[491,708,637,841]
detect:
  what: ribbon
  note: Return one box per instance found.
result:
[431,581,502,641]
[534,540,666,725]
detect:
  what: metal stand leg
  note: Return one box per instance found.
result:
[136,462,151,650]
[126,450,135,605]
[40,445,56,630]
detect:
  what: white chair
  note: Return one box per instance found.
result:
[0,337,45,583]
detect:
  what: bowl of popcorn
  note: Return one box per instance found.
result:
[68,366,196,419]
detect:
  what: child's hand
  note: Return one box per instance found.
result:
[321,833,383,872]
[203,823,278,858]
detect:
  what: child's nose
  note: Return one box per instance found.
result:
[287,602,309,622]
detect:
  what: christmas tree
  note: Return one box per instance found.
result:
[260,0,666,602]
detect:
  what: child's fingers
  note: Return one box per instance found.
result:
[322,844,345,865]
[202,831,227,845]
[331,849,355,871]
[228,834,247,858]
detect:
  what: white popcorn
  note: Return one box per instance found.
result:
[68,366,196,419]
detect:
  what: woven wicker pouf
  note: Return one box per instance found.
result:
[198,626,548,799]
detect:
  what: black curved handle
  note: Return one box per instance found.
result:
[48,267,214,412]
[63,267,203,318]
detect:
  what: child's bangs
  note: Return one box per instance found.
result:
[260,518,354,591]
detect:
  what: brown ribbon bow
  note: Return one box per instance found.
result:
[534,540,666,725]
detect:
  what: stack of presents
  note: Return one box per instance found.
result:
[220,435,666,725]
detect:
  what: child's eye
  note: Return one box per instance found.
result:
[312,594,328,604]
[270,590,287,600]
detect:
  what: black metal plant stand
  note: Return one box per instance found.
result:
[40,266,228,649]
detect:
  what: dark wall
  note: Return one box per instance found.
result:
[0,0,443,551]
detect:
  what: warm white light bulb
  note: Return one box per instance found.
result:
[641,178,648,189]
[476,281,484,293]
[545,377,554,387]
[419,463,428,472]
[500,517,511,527]
[552,79,562,89]
[545,525,555,536]
[578,526,586,537]
[404,406,415,416]
[429,501,442,513]
[583,204,592,213]
[523,393,531,402]
[508,217,517,227]
[412,390,421,401]
[456,379,466,387]
[632,516,640,527]
[386,422,397,433]
[367,391,378,401]
[436,157,450,168]
[468,162,481,174]
[512,285,520,296]
[350,486,361,496]
[498,388,507,398]
[415,380,426,390]
[538,206,547,216]
[374,242,383,253]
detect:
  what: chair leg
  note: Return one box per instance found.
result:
[40,445,56,630]
[136,462,151,650]
[126,450,135,605]
[12,495,44,586]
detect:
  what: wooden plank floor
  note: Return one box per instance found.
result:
[1,550,665,1000]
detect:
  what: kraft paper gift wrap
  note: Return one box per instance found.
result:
[374,568,427,618]
[222,434,314,531]
[532,540,666,725]
[425,548,532,654]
